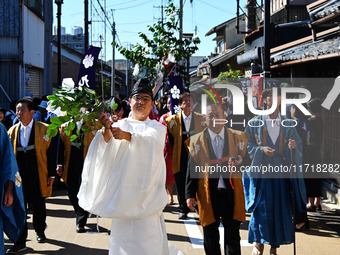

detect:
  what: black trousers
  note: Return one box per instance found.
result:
[67,146,88,227]
[203,189,241,255]
[16,195,46,245]
[174,170,190,214]
[66,180,88,227]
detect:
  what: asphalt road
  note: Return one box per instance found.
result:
[4,189,340,255]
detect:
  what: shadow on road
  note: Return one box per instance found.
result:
[5,239,108,255]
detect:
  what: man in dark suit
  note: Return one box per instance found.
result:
[7,97,56,254]
[166,92,205,219]
[185,101,249,255]
[57,120,101,233]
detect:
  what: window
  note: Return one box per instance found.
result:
[217,40,224,53]
[24,0,44,20]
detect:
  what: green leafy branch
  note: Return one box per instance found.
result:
[47,86,117,143]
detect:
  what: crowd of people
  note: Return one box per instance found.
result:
[0,79,324,255]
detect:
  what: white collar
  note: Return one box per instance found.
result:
[182,111,192,120]
[21,118,34,130]
[208,127,225,142]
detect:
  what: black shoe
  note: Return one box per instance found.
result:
[295,221,310,231]
[37,232,47,243]
[306,205,316,212]
[316,204,322,211]
[178,212,187,220]
[76,225,86,233]
[6,244,27,254]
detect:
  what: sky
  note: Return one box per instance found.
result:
[53,0,247,61]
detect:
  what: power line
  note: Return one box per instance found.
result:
[118,20,154,26]
[110,0,154,11]
[96,0,111,24]
[198,0,234,15]
[91,1,106,24]
[107,0,141,8]
[91,1,112,32]
[116,33,122,45]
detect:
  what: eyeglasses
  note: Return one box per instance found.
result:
[132,95,152,103]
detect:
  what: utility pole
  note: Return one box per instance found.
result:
[179,0,184,84]
[100,36,104,99]
[153,3,164,41]
[111,20,115,97]
[44,0,53,94]
[263,0,271,78]
[161,4,164,28]
[179,0,183,43]
[246,0,257,33]
[126,57,129,98]
[55,0,63,88]
[84,0,89,52]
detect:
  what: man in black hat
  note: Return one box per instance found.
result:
[77,78,175,254]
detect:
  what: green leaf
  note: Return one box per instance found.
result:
[68,121,76,131]
[47,126,58,138]
[87,112,98,120]
[47,95,56,100]
[60,105,70,112]
[70,135,77,142]
[84,87,96,95]
[50,117,63,125]
[111,103,118,111]
[65,129,71,137]
[81,125,91,132]
[68,110,80,116]
[58,116,71,123]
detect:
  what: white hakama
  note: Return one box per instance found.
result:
[109,212,168,255]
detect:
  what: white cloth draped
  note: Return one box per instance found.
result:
[78,117,184,255]
[78,117,168,218]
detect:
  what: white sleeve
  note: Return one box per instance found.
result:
[77,130,129,216]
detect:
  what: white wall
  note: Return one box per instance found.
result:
[52,44,82,64]
[23,6,44,68]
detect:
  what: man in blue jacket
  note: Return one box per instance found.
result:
[0,123,25,253]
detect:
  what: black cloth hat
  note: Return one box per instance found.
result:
[130,78,153,99]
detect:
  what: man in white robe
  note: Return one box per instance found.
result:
[78,78,180,255]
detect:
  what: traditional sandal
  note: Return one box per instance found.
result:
[252,244,264,255]
[269,247,277,255]
[167,197,174,205]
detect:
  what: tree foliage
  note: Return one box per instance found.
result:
[113,0,200,87]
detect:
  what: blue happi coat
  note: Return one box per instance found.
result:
[243,115,306,247]
[0,123,25,250]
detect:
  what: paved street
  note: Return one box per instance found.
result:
[4,189,340,255]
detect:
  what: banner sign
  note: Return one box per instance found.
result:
[77,46,101,90]
[169,76,184,114]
